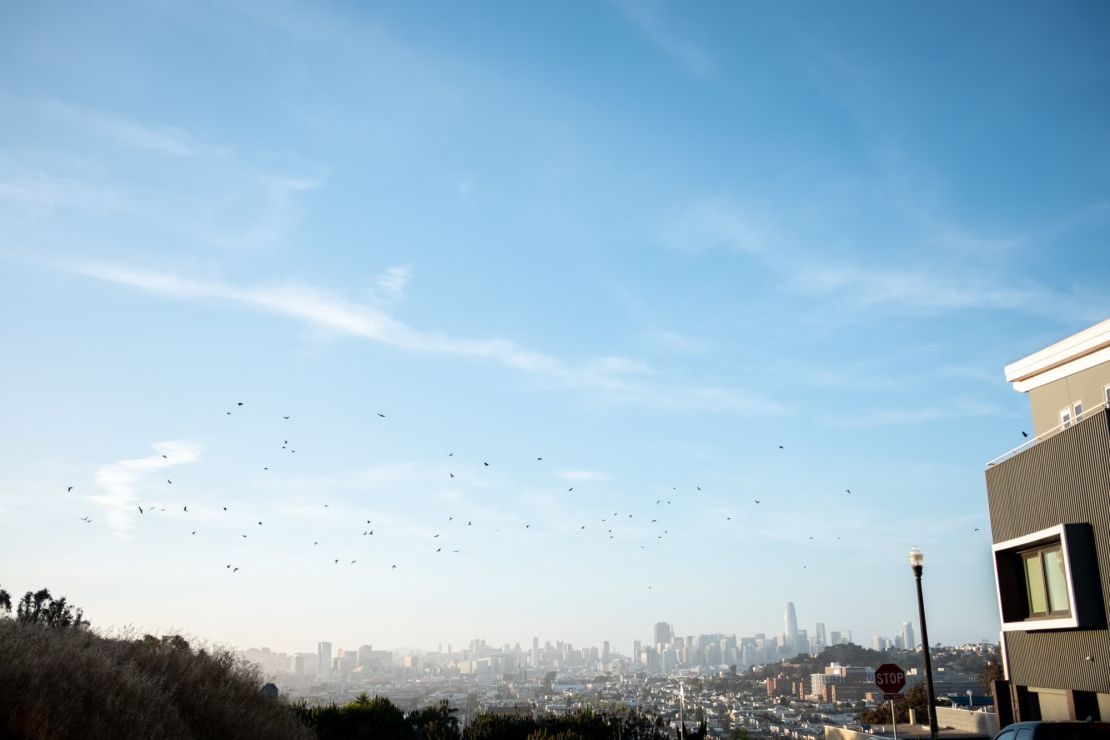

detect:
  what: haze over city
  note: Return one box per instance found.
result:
[3,1,1109,659]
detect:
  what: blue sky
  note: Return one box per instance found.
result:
[2,1,1109,655]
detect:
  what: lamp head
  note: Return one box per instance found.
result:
[909,546,924,570]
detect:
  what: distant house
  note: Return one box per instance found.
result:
[985,319,1110,723]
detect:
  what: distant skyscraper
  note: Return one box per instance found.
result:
[784,602,798,654]
[602,640,610,664]
[815,622,827,650]
[901,621,915,651]
[654,622,673,647]
[532,636,539,668]
[317,641,332,677]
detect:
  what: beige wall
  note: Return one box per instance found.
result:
[1027,360,1110,436]
[934,706,999,735]
[1032,687,1071,721]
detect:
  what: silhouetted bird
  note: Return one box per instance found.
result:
[754,499,761,504]
[1022,430,1029,438]
[167,479,173,484]
[233,567,239,572]
[568,487,574,492]
[183,506,187,512]
[974,527,980,532]
[778,445,784,449]
[67,486,73,492]
[263,467,269,471]
[537,457,542,461]
[483,462,489,466]
[191,531,196,535]
[258,521,262,525]
[80,516,90,523]
[350,560,356,564]
[138,506,143,514]
[237,402,243,406]
[223,507,227,511]
[846,489,851,494]
[392,564,397,569]
[450,473,455,478]
[377,413,386,418]
[436,548,441,552]
[162,454,167,459]
[335,559,339,564]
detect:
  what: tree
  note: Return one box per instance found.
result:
[0,586,10,615]
[408,700,461,740]
[978,661,1004,693]
[858,682,931,725]
[15,588,88,629]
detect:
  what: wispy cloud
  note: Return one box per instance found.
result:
[614,0,713,77]
[374,265,411,303]
[558,470,609,482]
[74,263,786,416]
[41,99,205,158]
[89,441,202,535]
[664,199,1108,322]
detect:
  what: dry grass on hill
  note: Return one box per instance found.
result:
[0,620,313,740]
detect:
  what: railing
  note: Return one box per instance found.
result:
[985,401,1109,468]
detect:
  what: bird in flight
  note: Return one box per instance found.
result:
[191,531,196,535]
[67,486,73,492]
[162,454,167,459]
[223,507,227,511]
[183,506,188,512]
[138,506,144,514]
[483,462,489,466]
[846,489,851,494]
[391,564,397,569]
[754,499,761,504]
[450,473,455,478]
[568,487,574,492]
[778,445,784,449]
[448,452,453,456]
[80,516,91,523]
[237,402,244,406]
[282,416,291,420]
[377,413,386,418]
[350,560,356,564]
[167,479,173,485]
[436,548,442,552]
[974,527,980,532]
[233,567,239,572]
[335,559,339,564]
[1021,430,1029,438]
[241,534,247,538]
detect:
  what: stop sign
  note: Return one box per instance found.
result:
[875,663,906,695]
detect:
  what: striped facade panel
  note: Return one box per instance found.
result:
[985,408,1110,694]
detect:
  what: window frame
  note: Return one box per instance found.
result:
[1019,543,1071,618]
[993,524,1084,632]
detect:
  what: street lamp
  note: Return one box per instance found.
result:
[909,546,939,739]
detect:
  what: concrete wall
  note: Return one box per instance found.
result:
[935,706,999,735]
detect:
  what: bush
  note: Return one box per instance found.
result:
[0,621,313,740]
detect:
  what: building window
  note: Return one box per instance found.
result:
[1104,383,1110,407]
[992,523,1097,632]
[1060,402,1082,428]
[1021,544,1071,617]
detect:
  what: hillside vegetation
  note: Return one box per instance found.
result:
[0,587,312,740]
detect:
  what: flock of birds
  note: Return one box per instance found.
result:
[64,402,1001,581]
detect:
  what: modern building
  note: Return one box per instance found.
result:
[985,319,1110,723]
[901,621,915,652]
[784,602,798,655]
[317,641,332,678]
[654,621,673,647]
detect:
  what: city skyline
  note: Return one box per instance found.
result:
[3,2,1110,653]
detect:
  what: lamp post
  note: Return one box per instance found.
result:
[909,546,939,739]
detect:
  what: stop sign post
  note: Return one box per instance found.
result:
[875,663,906,740]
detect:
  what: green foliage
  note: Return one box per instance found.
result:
[14,588,89,629]
[858,681,931,724]
[0,620,312,740]
[292,696,460,740]
[462,707,667,740]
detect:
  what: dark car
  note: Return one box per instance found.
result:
[994,721,1110,740]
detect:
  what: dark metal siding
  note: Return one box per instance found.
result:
[985,408,1110,693]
